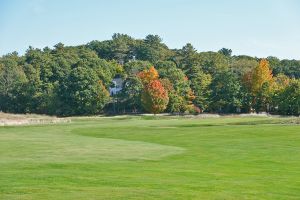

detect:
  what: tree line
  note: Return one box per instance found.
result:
[0,33,299,116]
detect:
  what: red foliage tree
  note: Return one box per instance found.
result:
[138,66,169,114]
[141,79,169,114]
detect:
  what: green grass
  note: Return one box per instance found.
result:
[0,116,300,199]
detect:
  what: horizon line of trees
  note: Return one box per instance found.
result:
[0,33,299,116]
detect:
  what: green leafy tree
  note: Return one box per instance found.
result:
[136,35,173,64]
[277,79,300,115]
[0,53,28,112]
[156,61,193,112]
[124,60,152,76]
[218,48,232,57]
[59,64,110,116]
[0,33,299,116]
[120,75,143,112]
[198,51,229,74]
[209,71,242,113]
[156,61,190,96]
[279,59,300,78]
[175,43,199,71]
[267,56,281,76]
[189,66,212,111]
[230,56,258,77]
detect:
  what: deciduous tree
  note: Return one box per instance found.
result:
[138,66,169,114]
[141,79,169,114]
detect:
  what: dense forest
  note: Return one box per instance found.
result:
[0,33,299,116]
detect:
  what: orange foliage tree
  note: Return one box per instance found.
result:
[138,66,169,114]
[137,66,159,84]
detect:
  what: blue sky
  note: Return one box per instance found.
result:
[1,0,300,59]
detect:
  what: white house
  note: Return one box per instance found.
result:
[109,77,123,96]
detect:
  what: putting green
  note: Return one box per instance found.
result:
[0,131,184,164]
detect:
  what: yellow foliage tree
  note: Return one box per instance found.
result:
[248,59,274,112]
[251,59,273,94]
